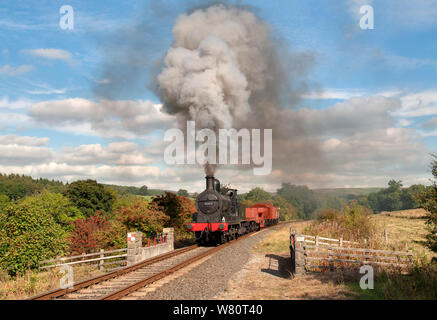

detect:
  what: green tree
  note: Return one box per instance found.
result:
[21,192,84,231]
[0,200,68,275]
[271,195,297,221]
[277,183,319,220]
[152,192,191,232]
[177,189,189,197]
[64,180,116,217]
[244,187,272,203]
[0,194,9,211]
[139,185,149,196]
[418,154,437,253]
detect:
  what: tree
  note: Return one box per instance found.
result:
[177,189,189,197]
[271,195,298,221]
[64,180,116,217]
[243,187,272,203]
[152,192,194,232]
[418,154,437,253]
[277,183,319,220]
[0,199,68,275]
[21,192,84,231]
[0,194,9,211]
[139,185,149,196]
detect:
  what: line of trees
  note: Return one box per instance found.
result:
[0,178,195,276]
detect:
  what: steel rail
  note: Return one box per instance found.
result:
[28,222,288,300]
[101,223,287,300]
[27,244,199,300]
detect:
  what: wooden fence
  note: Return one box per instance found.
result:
[39,248,128,272]
[39,232,170,272]
[290,231,414,275]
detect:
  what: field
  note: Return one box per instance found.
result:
[222,209,437,300]
[371,209,436,261]
[313,187,381,199]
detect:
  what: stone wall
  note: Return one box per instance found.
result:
[127,228,174,266]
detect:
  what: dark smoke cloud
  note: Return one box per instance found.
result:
[92,1,323,180]
[156,3,322,175]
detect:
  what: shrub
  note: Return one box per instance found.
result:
[306,202,375,241]
[0,200,68,275]
[68,211,108,254]
[115,201,169,237]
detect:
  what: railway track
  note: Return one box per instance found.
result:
[28,223,286,300]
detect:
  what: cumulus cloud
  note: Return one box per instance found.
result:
[0,134,49,146]
[28,98,176,139]
[394,90,437,117]
[21,48,72,61]
[0,96,33,109]
[59,142,153,166]
[0,134,53,165]
[1,92,432,190]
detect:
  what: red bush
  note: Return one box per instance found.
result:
[68,211,108,254]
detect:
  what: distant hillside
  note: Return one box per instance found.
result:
[101,184,170,197]
[313,187,382,199]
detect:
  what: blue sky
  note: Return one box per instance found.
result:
[1,0,436,191]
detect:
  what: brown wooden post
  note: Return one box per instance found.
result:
[384,229,388,244]
[340,237,343,247]
[315,235,319,249]
[99,249,104,271]
[329,246,334,272]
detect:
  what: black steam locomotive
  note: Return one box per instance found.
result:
[186,176,279,244]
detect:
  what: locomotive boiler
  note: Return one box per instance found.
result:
[186,176,279,245]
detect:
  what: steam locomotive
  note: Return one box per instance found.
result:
[186,176,279,244]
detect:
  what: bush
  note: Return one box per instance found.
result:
[306,202,375,241]
[68,211,108,254]
[0,200,68,275]
[115,201,169,237]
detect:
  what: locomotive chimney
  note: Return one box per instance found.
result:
[206,176,215,191]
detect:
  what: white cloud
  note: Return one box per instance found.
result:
[0,92,431,190]
[21,48,72,61]
[394,90,437,117]
[28,98,176,138]
[0,96,33,109]
[0,64,34,76]
[0,134,49,146]
[27,88,66,95]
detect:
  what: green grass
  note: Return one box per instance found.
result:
[346,264,437,300]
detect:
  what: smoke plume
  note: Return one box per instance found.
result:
[157,3,320,176]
